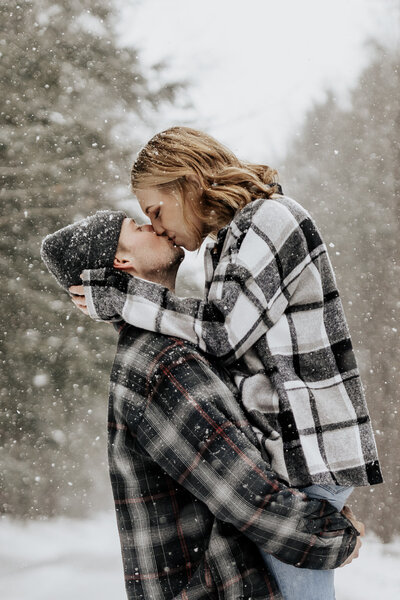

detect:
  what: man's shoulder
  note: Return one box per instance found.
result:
[116,325,235,398]
[116,325,211,377]
[118,324,199,354]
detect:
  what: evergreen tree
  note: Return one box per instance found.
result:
[0,0,180,518]
[281,44,400,541]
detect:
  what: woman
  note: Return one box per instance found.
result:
[71,126,381,599]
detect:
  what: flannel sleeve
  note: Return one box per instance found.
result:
[81,199,322,363]
[134,346,358,570]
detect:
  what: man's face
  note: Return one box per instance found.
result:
[115,217,184,282]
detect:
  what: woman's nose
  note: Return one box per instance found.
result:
[150,221,165,236]
[141,223,155,233]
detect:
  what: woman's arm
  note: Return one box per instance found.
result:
[81,198,325,363]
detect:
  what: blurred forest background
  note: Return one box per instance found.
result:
[1,0,399,545]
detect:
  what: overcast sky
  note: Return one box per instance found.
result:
[117,0,398,162]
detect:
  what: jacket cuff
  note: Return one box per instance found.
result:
[81,268,130,321]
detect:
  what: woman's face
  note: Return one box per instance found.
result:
[136,187,203,251]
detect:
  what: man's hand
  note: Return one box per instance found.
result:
[341,505,366,537]
[339,505,365,567]
[69,283,89,315]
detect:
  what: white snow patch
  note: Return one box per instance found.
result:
[0,512,125,600]
[33,373,49,387]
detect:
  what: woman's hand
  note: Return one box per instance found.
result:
[69,283,89,315]
[339,505,365,567]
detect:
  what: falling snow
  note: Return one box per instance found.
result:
[1,0,399,597]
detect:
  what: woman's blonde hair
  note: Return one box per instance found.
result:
[131,127,280,246]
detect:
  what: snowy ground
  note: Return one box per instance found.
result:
[1,511,400,599]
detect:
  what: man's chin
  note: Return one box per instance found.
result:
[170,245,185,262]
[158,247,184,272]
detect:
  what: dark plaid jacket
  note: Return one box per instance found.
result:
[83,195,382,488]
[107,324,357,599]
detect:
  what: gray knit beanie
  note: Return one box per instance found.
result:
[41,210,127,290]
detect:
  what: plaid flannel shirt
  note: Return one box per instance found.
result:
[108,325,357,599]
[83,195,383,488]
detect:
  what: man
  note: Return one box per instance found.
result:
[41,210,361,600]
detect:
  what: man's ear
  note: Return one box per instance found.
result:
[113,256,135,272]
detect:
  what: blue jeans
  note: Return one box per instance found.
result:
[261,484,353,600]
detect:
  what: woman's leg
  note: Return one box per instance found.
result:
[261,485,353,599]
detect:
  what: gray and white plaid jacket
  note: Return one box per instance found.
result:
[107,325,357,599]
[83,195,383,488]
